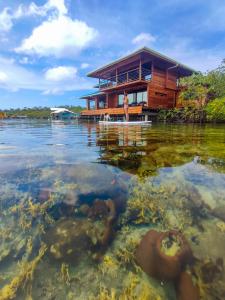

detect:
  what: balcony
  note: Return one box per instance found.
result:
[99,67,151,91]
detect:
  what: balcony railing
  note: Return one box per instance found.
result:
[99,67,151,89]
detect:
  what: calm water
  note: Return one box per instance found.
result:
[0,119,225,299]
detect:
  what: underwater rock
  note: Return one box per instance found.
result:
[175,272,199,300]
[59,164,129,213]
[200,258,224,283]
[44,216,115,262]
[80,199,117,247]
[135,230,193,281]
[212,205,225,222]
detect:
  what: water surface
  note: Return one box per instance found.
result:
[0,120,225,299]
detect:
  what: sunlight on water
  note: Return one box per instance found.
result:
[0,119,225,299]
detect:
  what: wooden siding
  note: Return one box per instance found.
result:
[81,106,143,116]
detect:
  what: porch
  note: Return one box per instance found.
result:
[81,106,143,116]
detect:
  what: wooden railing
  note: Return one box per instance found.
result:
[99,67,151,89]
[81,106,143,116]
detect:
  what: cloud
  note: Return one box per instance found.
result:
[15,15,98,58]
[0,71,8,82]
[14,0,68,18]
[0,8,13,32]
[0,0,68,33]
[81,63,90,69]
[0,56,92,93]
[45,66,77,81]
[132,33,156,46]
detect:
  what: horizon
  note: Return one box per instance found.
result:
[0,0,224,109]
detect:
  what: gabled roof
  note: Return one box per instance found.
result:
[87,47,197,78]
[50,108,75,114]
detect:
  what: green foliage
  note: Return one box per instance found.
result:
[158,107,205,123]
[205,97,225,122]
[179,59,225,107]
[179,73,209,106]
[207,60,225,99]
[3,105,84,119]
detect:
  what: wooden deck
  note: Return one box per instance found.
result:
[81,106,143,116]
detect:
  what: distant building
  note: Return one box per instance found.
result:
[50,108,78,120]
[80,47,196,119]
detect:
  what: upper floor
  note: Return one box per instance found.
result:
[87,47,196,92]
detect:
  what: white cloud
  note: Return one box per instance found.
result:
[0,71,8,82]
[81,63,90,69]
[132,33,156,46]
[0,56,92,93]
[0,8,13,32]
[45,66,77,81]
[14,0,67,18]
[15,15,98,57]
[0,0,68,33]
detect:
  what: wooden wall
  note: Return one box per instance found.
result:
[148,66,177,109]
[107,93,118,108]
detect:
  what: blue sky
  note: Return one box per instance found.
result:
[0,0,224,109]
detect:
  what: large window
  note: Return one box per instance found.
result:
[118,91,147,106]
[118,94,124,106]
[137,91,147,103]
[128,93,135,104]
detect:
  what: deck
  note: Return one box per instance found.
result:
[81,106,143,116]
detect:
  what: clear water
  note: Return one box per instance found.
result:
[0,119,225,299]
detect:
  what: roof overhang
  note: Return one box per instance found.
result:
[87,47,197,79]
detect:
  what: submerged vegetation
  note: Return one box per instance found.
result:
[0,121,225,299]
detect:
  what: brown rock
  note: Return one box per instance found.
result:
[175,272,199,300]
[135,230,193,281]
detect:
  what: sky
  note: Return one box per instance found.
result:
[0,0,225,109]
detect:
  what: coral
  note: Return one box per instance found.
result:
[122,182,166,226]
[115,235,139,267]
[99,255,119,278]
[60,263,71,286]
[216,221,225,232]
[0,243,47,300]
[93,273,161,300]
[135,230,193,281]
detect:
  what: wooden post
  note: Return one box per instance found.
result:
[166,68,168,88]
[106,94,109,108]
[116,68,118,84]
[95,97,98,109]
[139,59,142,80]
[151,62,154,81]
[147,83,150,107]
[86,99,90,110]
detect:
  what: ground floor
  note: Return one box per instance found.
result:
[81,82,178,120]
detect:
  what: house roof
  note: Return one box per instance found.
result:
[50,108,75,114]
[80,91,105,99]
[87,47,197,78]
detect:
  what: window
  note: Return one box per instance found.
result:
[99,100,106,108]
[118,91,147,106]
[155,92,167,97]
[128,93,136,104]
[137,91,147,103]
[90,101,96,109]
[118,94,124,106]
